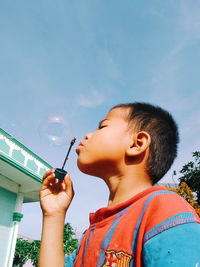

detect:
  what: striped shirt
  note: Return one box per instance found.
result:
[65,186,200,266]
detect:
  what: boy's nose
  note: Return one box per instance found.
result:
[84,131,93,140]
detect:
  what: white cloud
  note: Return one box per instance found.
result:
[75,87,104,107]
[179,0,200,36]
[168,43,185,57]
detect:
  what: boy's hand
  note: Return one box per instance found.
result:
[40,169,74,217]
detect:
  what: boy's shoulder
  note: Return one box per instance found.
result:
[141,187,200,266]
[146,185,199,216]
[127,185,199,224]
[141,186,200,240]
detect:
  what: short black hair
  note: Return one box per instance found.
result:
[111,102,179,184]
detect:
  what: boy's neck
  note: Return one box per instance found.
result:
[105,170,152,207]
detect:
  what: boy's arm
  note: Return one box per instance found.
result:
[39,169,74,267]
[143,222,200,266]
[39,214,65,267]
[141,191,200,266]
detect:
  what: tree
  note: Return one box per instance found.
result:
[63,223,79,255]
[170,182,200,217]
[13,238,31,267]
[179,151,200,204]
[29,240,41,266]
[13,223,78,266]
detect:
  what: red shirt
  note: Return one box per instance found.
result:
[65,186,200,267]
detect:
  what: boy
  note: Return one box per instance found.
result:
[39,102,200,267]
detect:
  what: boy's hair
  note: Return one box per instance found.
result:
[111,102,179,184]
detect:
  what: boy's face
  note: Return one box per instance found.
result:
[76,107,132,177]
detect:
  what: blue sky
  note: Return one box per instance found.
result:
[0,0,200,239]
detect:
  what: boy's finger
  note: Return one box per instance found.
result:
[42,173,55,186]
[64,174,75,196]
[42,169,55,180]
[64,173,71,184]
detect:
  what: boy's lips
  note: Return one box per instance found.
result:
[75,142,84,154]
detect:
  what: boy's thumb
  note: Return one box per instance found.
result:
[64,174,75,197]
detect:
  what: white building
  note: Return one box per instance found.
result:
[0,128,52,267]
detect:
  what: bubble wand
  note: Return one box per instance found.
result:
[55,137,76,180]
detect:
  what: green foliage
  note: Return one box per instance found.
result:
[179,151,200,204]
[13,223,78,266]
[13,238,31,267]
[29,240,41,266]
[63,223,79,255]
[13,238,40,267]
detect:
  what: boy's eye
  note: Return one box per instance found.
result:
[98,125,107,130]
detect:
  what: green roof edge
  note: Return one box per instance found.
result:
[0,153,44,183]
[0,128,52,169]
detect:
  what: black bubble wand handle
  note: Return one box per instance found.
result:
[55,138,76,180]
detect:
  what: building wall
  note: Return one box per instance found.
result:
[0,128,51,266]
[0,187,17,267]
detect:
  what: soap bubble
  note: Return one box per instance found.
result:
[38,115,72,146]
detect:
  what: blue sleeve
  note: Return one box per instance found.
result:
[143,222,200,267]
[64,230,86,266]
[64,249,77,267]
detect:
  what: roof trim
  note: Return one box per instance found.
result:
[0,153,43,183]
[0,128,53,183]
[0,128,52,169]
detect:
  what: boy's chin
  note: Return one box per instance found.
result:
[77,160,102,177]
[77,161,94,175]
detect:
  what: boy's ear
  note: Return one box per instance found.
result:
[126,131,151,156]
